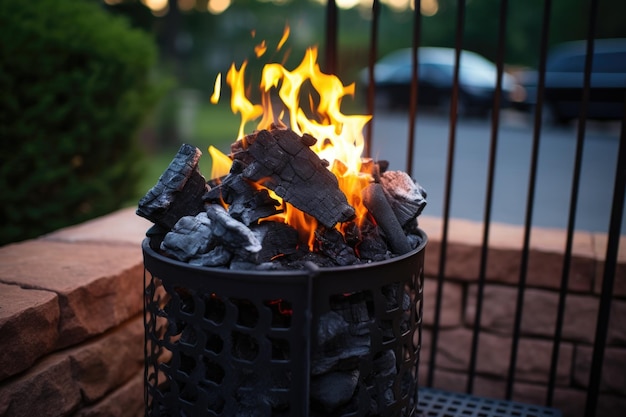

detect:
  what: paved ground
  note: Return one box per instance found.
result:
[369,109,624,234]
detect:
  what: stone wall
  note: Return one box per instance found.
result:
[418,216,626,417]
[0,208,150,417]
[0,208,624,416]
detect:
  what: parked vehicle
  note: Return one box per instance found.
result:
[361,47,520,116]
[515,38,626,123]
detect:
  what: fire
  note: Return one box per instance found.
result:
[212,28,373,250]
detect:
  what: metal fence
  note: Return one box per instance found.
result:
[321,0,625,416]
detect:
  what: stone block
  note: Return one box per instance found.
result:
[596,394,626,417]
[526,251,594,292]
[0,283,59,382]
[465,285,600,344]
[590,232,626,298]
[520,290,599,344]
[561,294,599,342]
[0,352,81,417]
[608,299,626,345]
[441,330,573,385]
[471,375,508,399]
[74,370,144,417]
[0,240,143,348]
[594,259,626,298]
[44,207,151,246]
[465,284,517,334]
[574,345,626,396]
[440,242,481,281]
[71,316,144,403]
[433,327,473,371]
[551,387,588,417]
[430,368,468,393]
[422,278,463,328]
[485,246,522,285]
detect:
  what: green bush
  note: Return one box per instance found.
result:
[0,0,165,245]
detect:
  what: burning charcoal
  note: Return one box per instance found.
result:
[345,218,390,262]
[363,183,412,255]
[251,222,299,263]
[137,144,208,230]
[310,369,360,413]
[235,128,356,228]
[379,170,427,227]
[205,205,262,263]
[315,228,358,266]
[204,159,281,226]
[280,252,339,269]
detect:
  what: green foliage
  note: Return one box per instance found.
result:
[0,0,165,245]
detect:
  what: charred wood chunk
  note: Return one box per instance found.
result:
[137,144,208,230]
[160,206,261,266]
[363,183,412,255]
[379,170,427,227]
[145,224,169,251]
[160,212,213,262]
[315,228,358,266]
[251,222,299,263]
[205,205,262,263]
[159,213,232,267]
[344,218,390,262]
[205,160,281,226]
[235,128,355,228]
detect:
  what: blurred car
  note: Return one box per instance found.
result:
[515,38,626,123]
[360,47,520,115]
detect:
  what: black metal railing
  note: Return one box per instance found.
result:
[322,0,626,416]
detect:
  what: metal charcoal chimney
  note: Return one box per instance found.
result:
[142,230,425,416]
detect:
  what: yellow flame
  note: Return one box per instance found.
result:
[208,145,233,179]
[226,61,264,140]
[277,24,290,51]
[210,73,222,104]
[216,41,373,250]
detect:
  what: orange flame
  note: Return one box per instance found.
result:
[254,40,267,58]
[277,25,290,51]
[213,33,372,250]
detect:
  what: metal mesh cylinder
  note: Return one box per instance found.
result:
[142,230,426,417]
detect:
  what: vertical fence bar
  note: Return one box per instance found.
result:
[466,0,508,394]
[584,92,626,417]
[324,0,338,75]
[427,0,465,387]
[365,0,380,159]
[405,0,422,175]
[505,0,552,400]
[547,0,599,406]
